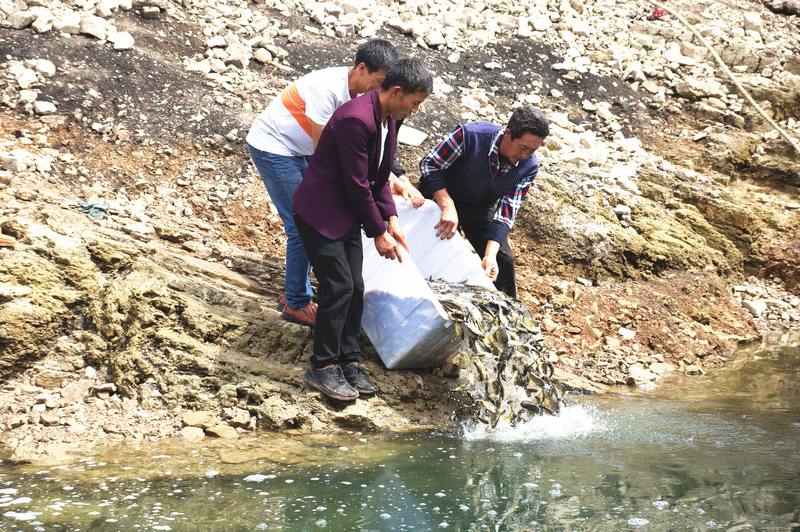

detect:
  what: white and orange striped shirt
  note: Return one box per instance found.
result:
[246,67,351,157]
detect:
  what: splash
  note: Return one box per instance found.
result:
[462,404,602,442]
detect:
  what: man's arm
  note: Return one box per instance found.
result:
[310,121,325,151]
[481,168,537,276]
[419,125,465,238]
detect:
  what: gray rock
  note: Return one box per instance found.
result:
[53,12,80,33]
[743,11,762,33]
[253,48,273,64]
[180,426,205,441]
[742,299,767,317]
[80,14,108,40]
[206,423,238,439]
[8,10,35,29]
[110,31,134,50]
[39,411,60,426]
[33,100,57,115]
[15,68,38,90]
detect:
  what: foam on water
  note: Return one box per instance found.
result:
[462,404,603,441]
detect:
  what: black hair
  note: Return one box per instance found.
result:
[354,39,398,73]
[507,107,549,139]
[380,57,434,94]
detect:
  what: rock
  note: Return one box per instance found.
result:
[742,299,767,317]
[180,426,205,442]
[8,10,35,29]
[140,5,160,19]
[743,11,762,33]
[532,16,552,31]
[206,423,238,439]
[33,100,57,115]
[649,362,676,376]
[15,188,38,201]
[629,363,656,382]
[109,31,134,50]
[206,35,226,48]
[18,89,38,104]
[674,78,726,100]
[39,411,59,426]
[613,204,631,218]
[182,240,213,259]
[181,410,216,428]
[424,30,446,47]
[224,407,251,428]
[15,68,38,90]
[541,317,558,332]
[53,12,81,33]
[32,59,56,77]
[618,326,636,340]
[80,14,108,40]
[30,6,53,33]
[122,222,155,241]
[253,48,273,64]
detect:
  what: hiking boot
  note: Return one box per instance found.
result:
[276,293,287,311]
[342,361,378,395]
[303,365,358,401]
[281,300,317,327]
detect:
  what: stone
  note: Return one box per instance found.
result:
[122,222,155,241]
[39,411,60,425]
[618,326,636,340]
[80,14,108,40]
[32,59,55,77]
[629,363,656,382]
[181,410,216,428]
[675,79,726,100]
[30,7,53,33]
[18,89,38,104]
[206,423,238,439]
[206,35,226,48]
[743,11,762,33]
[180,426,205,441]
[8,10,35,29]
[253,48,272,64]
[613,204,631,218]
[140,5,160,18]
[649,362,675,376]
[742,299,767,318]
[15,188,38,201]
[424,30,446,47]
[532,16,552,31]
[53,12,81,33]
[15,68,38,90]
[541,317,558,332]
[33,101,57,115]
[224,407,251,428]
[110,31,134,50]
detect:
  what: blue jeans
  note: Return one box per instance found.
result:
[248,144,312,309]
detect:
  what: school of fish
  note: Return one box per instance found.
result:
[428,280,564,428]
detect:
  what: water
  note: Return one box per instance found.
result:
[1,334,799,530]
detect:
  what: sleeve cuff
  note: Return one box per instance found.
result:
[420,171,447,197]
[486,220,510,243]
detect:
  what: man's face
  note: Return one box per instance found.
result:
[389,89,428,120]
[501,131,543,163]
[358,64,387,93]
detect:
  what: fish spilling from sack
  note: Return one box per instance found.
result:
[428,280,564,428]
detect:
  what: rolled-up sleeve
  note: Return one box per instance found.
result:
[488,158,538,242]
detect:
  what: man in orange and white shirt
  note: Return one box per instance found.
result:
[247,39,421,327]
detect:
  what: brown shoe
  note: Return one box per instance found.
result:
[276,293,287,311]
[281,301,317,327]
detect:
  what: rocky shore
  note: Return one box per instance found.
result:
[1,0,798,464]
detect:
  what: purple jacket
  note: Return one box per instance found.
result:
[293,90,398,240]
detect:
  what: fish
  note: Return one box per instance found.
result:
[428,280,564,428]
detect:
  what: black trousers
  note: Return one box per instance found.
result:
[294,214,363,369]
[456,203,517,298]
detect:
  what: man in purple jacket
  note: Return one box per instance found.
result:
[293,58,433,401]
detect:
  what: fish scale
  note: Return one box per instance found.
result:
[428,280,564,428]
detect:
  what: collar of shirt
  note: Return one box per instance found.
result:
[488,128,519,177]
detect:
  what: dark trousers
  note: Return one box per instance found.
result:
[456,204,517,298]
[294,214,363,369]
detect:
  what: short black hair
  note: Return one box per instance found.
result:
[380,57,434,94]
[507,107,549,139]
[354,39,398,73]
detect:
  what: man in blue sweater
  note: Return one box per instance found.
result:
[418,107,549,298]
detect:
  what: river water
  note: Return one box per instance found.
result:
[1,333,798,530]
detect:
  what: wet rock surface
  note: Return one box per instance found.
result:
[0,0,798,462]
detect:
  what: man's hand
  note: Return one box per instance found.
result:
[482,240,501,281]
[482,255,499,281]
[434,205,458,239]
[387,216,410,255]
[374,232,403,262]
[390,174,425,208]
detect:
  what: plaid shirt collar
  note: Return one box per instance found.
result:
[489,128,518,177]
